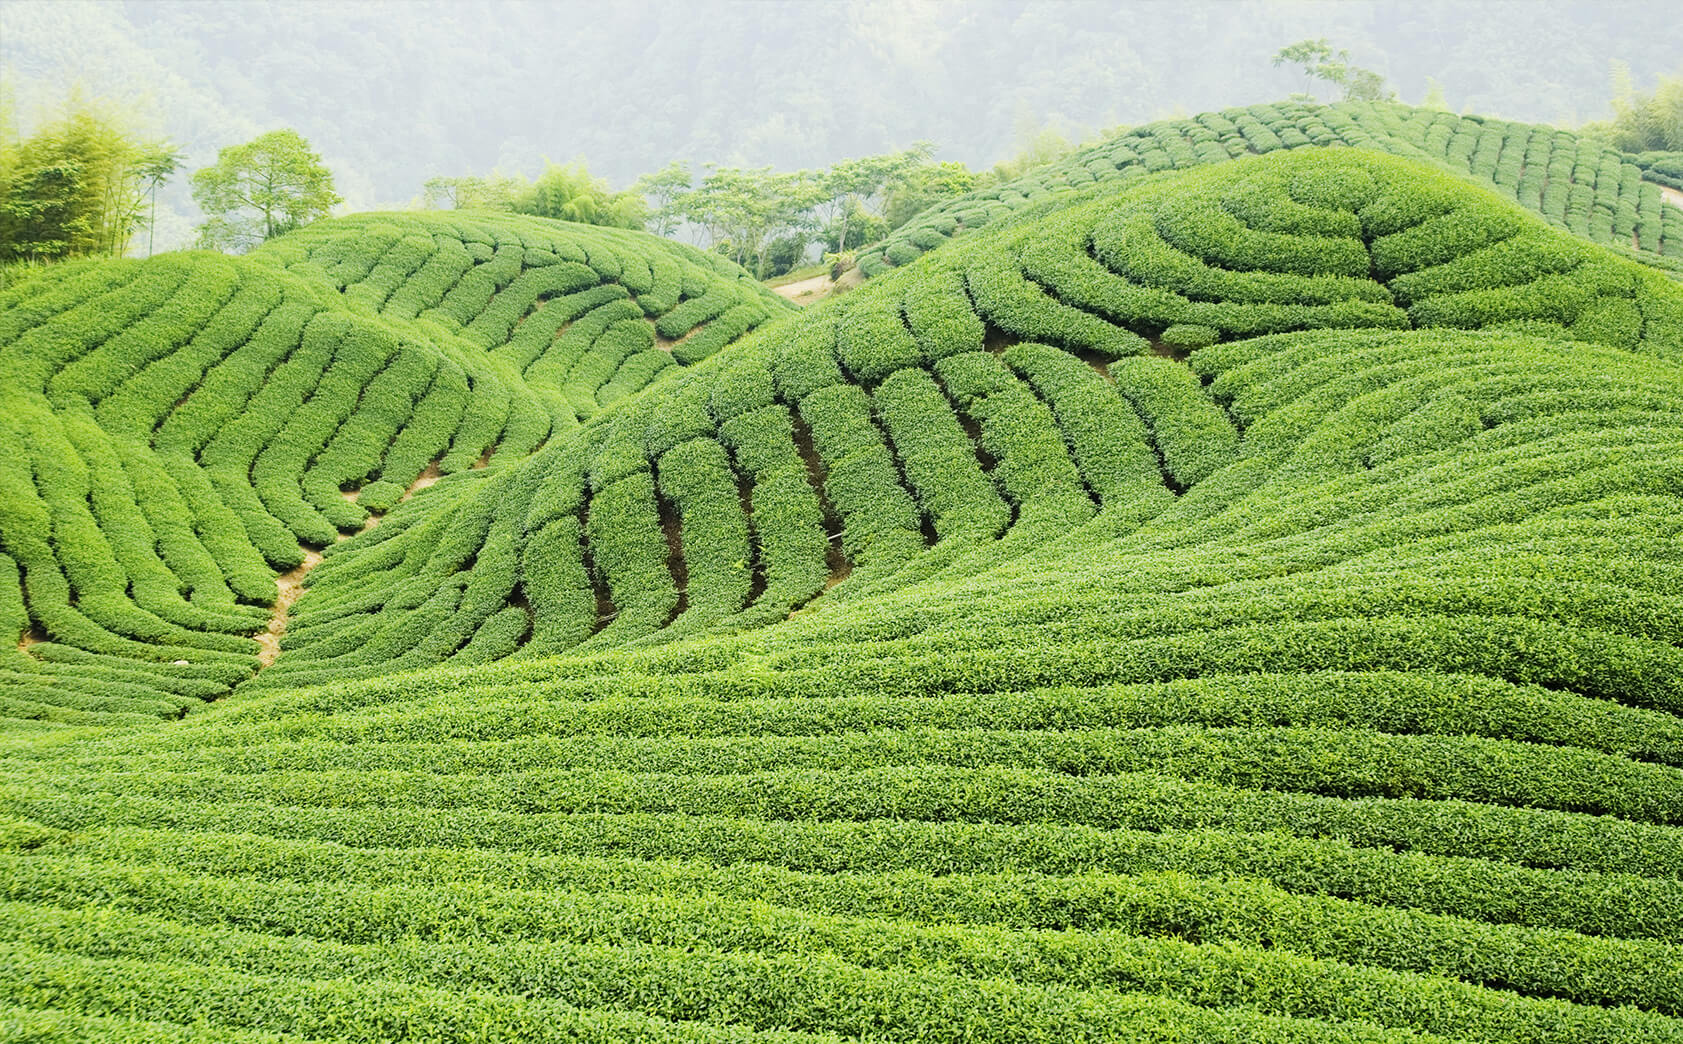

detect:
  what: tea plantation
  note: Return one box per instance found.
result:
[2,141,1682,1042]
[859,100,1683,277]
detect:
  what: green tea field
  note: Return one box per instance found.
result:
[1,123,1681,1042]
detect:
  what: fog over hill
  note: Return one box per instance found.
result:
[2,0,1676,247]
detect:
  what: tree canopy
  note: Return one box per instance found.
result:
[1272,39,1394,103]
[421,160,646,229]
[1593,66,1683,152]
[0,91,181,264]
[191,128,340,251]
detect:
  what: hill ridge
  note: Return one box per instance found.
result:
[861,100,1683,278]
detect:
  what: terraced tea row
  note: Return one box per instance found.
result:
[4,658,1681,1041]
[257,211,787,423]
[2,143,1681,1042]
[860,100,1683,276]
[0,217,786,716]
[262,148,1683,687]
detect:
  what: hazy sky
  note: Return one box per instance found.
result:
[4,0,1676,246]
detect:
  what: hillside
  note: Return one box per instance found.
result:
[2,141,1682,1042]
[0,213,787,715]
[859,101,1683,277]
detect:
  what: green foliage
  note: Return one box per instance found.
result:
[0,91,181,263]
[419,171,527,211]
[631,161,693,237]
[517,160,648,229]
[3,136,1683,1043]
[884,160,978,229]
[860,101,1683,276]
[1272,39,1394,103]
[1587,66,1683,153]
[191,129,340,251]
[677,165,822,278]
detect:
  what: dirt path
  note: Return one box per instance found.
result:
[255,551,323,667]
[771,273,834,304]
[1662,185,1683,211]
[399,462,443,503]
[255,461,447,669]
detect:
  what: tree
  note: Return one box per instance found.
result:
[884,160,978,230]
[987,124,1078,184]
[1272,39,1394,103]
[812,144,933,255]
[675,165,821,278]
[515,160,646,229]
[0,91,182,263]
[1421,78,1451,112]
[632,162,692,237]
[191,129,340,251]
[1592,66,1683,152]
[421,172,525,211]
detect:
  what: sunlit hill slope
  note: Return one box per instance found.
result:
[1,118,1682,1043]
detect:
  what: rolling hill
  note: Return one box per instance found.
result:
[859,100,1683,277]
[1,125,1681,1042]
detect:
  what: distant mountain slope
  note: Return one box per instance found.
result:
[0,215,786,718]
[860,101,1683,277]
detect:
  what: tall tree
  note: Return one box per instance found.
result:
[191,129,340,251]
[421,172,526,211]
[1272,39,1394,103]
[516,160,647,229]
[632,161,692,237]
[1597,66,1683,152]
[883,160,977,230]
[814,144,933,255]
[676,166,820,277]
[0,92,181,263]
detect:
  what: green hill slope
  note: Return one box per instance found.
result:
[860,100,1683,277]
[256,148,1683,689]
[1,145,1681,1042]
[0,213,787,718]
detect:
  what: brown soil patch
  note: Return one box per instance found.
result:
[771,273,834,304]
[654,324,704,354]
[255,550,322,668]
[659,502,689,626]
[1661,185,1683,211]
[400,462,444,504]
[1075,348,1117,383]
[983,325,1016,356]
[1148,340,1191,362]
[17,624,47,658]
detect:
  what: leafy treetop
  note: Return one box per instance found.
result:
[1272,39,1394,103]
[191,128,341,252]
[0,90,182,264]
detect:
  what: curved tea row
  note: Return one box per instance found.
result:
[0,147,1680,1042]
[860,100,1683,277]
[0,215,787,714]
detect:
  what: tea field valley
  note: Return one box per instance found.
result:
[2,102,1683,1042]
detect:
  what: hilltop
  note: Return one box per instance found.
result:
[859,101,1683,277]
[1,123,1682,1042]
